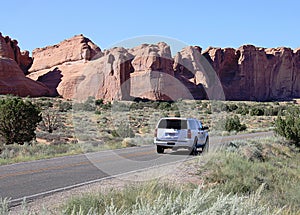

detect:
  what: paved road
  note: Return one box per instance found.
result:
[0,131,273,205]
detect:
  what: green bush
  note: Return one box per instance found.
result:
[211,101,228,112]
[0,97,42,145]
[73,97,96,111]
[95,99,104,106]
[250,107,264,116]
[236,105,250,115]
[158,102,172,110]
[58,101,72,112]
[227,103,238,112]
[224,115,247,132]
[264,107,279,116]
[112,123,135,138]
[275,107,300,145]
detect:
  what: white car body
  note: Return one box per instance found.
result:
[154,117,209,154]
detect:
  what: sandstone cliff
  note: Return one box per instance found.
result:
[203,45,300,101]
[4,33,299,101]
[28,39,195,101]
[0,33,49,97]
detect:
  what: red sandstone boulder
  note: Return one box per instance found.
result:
[29,34,102,73]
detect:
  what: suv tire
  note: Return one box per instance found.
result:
[189,138,198,156]
[157,146,164,154]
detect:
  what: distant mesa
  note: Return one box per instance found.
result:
[1,32,300,101]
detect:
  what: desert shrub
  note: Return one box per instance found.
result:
[250,107,264,116]
[36,100,53,108]
[264,107,279,116]
[224,115,247,132]
[151,101,160,109]
[199,137,300,212]
[227,103,238,112]
[0,97,42,145]
[95,99,104,106]
[73,97,96,111]
[63,182,278,215]
[39,109,63,133]
[211,101,228,112]
[158,102,172,110]
[275,107,300,145]
[236,105,249,115]
[95,110,101,115]
[58,101,72,112]
[112,123,135,138]
[174,111,181,117]
[101,101,111,110]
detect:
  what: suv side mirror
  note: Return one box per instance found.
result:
[202,126,209,130]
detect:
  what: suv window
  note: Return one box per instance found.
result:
[197,121,203,129]
[188,119,198,130]
[158,119,187,129]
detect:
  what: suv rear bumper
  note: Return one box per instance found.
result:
[154,138,194,148]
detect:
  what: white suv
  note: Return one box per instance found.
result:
[154,117,209,155]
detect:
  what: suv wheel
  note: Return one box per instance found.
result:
[157,146,164,154]
[189,138,198,156]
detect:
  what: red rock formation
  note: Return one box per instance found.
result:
[74,47,134,101]
[25,34,300,101]
[203,45,300,101]
[28,35,104,98]
[293,48,300,97]
[129,42,194,101]
[29,34,102,73]
[0,33,49,97]
[2,34,33,74]
[174,46,224,100]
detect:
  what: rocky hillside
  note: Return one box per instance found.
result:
[1,33,299,101]
[0,33,49,97]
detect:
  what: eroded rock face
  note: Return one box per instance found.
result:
[293,48,300,97]
[203,45,300,101]
[129,42,185,100]
[74,47,134,101]
[0,33,33,74]
[0,33,49,97]
[29,34,102,73]
[26,33,300,101]
[174,46,223,100]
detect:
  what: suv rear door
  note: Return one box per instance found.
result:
[188,119,199,142]
[157,119,188,141]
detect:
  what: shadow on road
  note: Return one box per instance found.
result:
[163,149,204,156]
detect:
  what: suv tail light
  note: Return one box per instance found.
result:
[154,128,157,137]
[187,129,192,139]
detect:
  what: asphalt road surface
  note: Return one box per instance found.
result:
[0,131,273,206]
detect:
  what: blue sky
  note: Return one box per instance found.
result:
[1,0,299,54]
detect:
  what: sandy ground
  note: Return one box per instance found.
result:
[9,157,204,214]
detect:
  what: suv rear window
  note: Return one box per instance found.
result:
[158,119,187,129]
